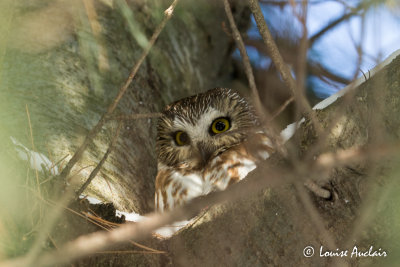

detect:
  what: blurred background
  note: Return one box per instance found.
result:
[232,0,400,120]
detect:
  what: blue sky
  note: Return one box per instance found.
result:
[243,1,400,98]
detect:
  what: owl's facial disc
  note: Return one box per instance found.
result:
[170,110,238,168]
[156,88,259,169]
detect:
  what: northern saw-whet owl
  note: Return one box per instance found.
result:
[155,88,274,212]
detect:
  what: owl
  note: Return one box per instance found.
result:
[155,88,274,212]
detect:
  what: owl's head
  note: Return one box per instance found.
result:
[156,88,259,170]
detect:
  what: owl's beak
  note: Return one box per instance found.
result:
[197,142,213,165]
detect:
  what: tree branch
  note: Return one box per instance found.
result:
[248,0,322,134]
[58,0,179,182]
[222,0,265,118]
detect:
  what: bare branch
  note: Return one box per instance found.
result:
[247,0,322,135]
[270,96,294,120]
[13,1,179,266]
[58,0,179,182]
[308,0,382,46]
[315,143,400,170]
[222,0,265,118]
[75,121,123,197]
[111,113,162,121]
[247,0,297,97]
[244,39,351,85]
[3,160,290,267]
[5,136,400,266]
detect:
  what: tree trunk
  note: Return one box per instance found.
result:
[0,0,249,213]
[164,54,400,266]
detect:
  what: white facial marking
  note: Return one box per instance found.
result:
[172,107,225,145]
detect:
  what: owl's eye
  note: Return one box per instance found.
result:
[174,131,190,146]
[210,117,230,135]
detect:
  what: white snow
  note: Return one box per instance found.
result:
[79,194,103,204]
[280,118,306,143]
[10,136,59,175]
[115,210,146,222]
[153,220,190,238]
[280,49,400,142]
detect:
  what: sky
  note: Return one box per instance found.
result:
[244,0,400,98]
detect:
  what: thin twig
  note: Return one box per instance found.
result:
[222,0,287,153]
[308,1,365,46]
[294,0,308,104]
[222,0,264,117]
[18,2,179,265]
[58,0,179,182]
[6,136,400,267]
[247,0,297,98]
[315,143,400,170]
[93,250,163,254]
[2,160,290,267]
[244,39,351,85]
[25,104,45,235]
[25,104,41,196]
[247,0,322,134]
[26,185,165,255]
[23,179,77,266]
[270,96,294,120]
[111,113,162,121]
[82,212,166,254]
[75,121,123,197]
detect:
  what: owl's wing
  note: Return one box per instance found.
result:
[155,164,205,212]
[204,132,274,191]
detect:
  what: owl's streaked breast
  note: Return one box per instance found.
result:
[155,164,204,211]
[155,132,273,212]
[154,88,274,213]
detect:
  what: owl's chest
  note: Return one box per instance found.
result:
[171,151,258,196]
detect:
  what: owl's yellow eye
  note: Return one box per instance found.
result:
[210,117,230,134]
[174,131,189,146]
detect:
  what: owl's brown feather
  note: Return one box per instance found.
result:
[154,88,273,212]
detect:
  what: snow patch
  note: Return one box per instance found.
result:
[116,210,146,222]
[79,194,102,204]
[280,49,400,142]
[10,136,59,175]
[280,118,306,143]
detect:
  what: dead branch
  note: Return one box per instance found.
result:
[58,0,179,182]
[7,136,400,267]
[308,0,380,45]
[75,121,123,197]
[2,160,292,267]
[247,0,323,136]
[15,1,179,266]
[111,113,162,121]
[222,0,265,117]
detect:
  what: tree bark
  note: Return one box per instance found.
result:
[164,54,400,266]
[0,0,249,213]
